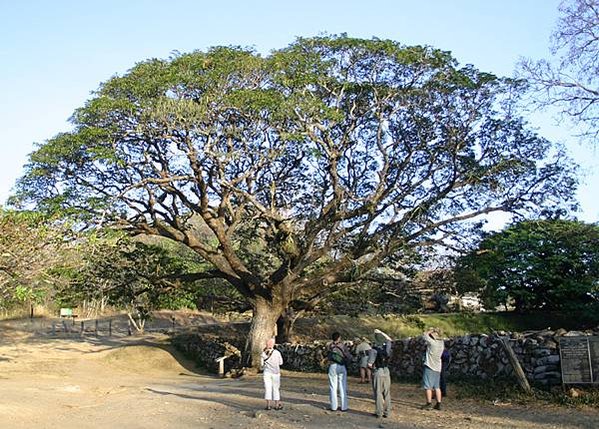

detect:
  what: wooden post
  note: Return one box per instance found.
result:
[109,319,112,337]
[62,320,68,334]
[216,356,227,377]
[51,322,56,336]
[127,319,132,336]
[80,321,84,336]
[500,337,532,394]
[95,319,99,336]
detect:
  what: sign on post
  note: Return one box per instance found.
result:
[559,336,599,384]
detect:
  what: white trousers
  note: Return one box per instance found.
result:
[328,363,348,411]
[263,372,281,401]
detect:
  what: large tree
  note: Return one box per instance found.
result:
[519,0,599,141]
[455,219,599,312]
[13,36,577,365]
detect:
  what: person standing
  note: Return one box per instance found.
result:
[421,328,444,410]
[355,337,372,383]
[368,329,393,419]
[261,338,284,410]
[327,332,352,411]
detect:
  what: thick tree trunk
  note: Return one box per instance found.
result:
[243,297,283,368]
[275,307,300,344]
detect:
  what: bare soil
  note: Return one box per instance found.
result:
[0,315,597,429]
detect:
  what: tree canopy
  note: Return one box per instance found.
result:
[455,219,599,313]
[13,36,578,364]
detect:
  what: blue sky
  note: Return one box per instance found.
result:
[1,0,596,223]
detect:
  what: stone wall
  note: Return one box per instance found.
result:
[172,333,242,373]
[173,328,598,387]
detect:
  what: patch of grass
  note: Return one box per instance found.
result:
[293,311,594,341]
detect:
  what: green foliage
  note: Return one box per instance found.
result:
[10,36,580,359]
[0,209,75,310]
[455,219,599,312]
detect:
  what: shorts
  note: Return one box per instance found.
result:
[359,355,369,368]
[422,366,441,390]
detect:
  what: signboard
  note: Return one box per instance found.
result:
[559,336,599,384]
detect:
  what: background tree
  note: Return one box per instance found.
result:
[57,232,207,330]
[455,219,599,313]
[519,0,599,141]
[13,36,578,365]
[0,209,75,314]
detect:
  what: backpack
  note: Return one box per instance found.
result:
[329,346,347,366]
[374,344,390,368]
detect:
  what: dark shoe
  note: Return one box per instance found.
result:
[383,414,389,418]
[275,404,283,410]
[434,402,442,411]
[372,413,382,418]
[421,402,433,410]
[340,409,348,412]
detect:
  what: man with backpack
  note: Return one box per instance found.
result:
[327,332,352,411]
[367,328,393,419]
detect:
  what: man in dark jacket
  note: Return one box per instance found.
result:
[367,329,393,419]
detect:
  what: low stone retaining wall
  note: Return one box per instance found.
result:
[173,328,598,387]
[172,333,241,373]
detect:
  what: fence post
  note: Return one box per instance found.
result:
[127,319,132,336]
[80,321,84,336]
[109,319,112,337]
[51,322,56,336]
[500,337,532,394]
[95,319,99,336]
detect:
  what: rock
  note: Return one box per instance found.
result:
[568,387,582,398]
[533,348,551,358]
[537,354,560,366]
[563,331,586,337]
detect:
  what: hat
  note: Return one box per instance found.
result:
[430,328,443,340]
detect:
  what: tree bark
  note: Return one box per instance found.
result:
[275,307,300,344]
[243,297,283,368]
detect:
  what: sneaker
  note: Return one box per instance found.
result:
[434,402,442,411]
[421,402,433,410]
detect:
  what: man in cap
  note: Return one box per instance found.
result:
[421,327,444,410]
[367,328,393,419]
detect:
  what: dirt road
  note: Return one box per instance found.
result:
[0,318,597,429]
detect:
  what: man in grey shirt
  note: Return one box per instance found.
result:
[422,327,444,410]
[367,329,393,419]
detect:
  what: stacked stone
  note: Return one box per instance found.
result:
[172,333,242,373]
[173,328,598,387]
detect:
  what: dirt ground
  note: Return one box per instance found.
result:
[0,316,597,429]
